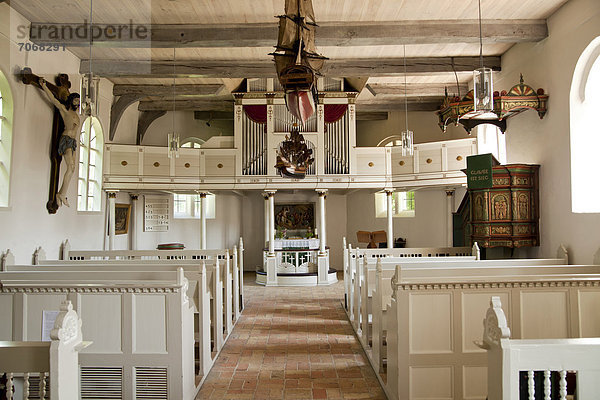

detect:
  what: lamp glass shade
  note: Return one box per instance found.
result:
[473,67,493,112]
[167,132,180,158]
[401,130,414,156]
[80,74,100,117]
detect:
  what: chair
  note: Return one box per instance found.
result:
[357,231,376,248]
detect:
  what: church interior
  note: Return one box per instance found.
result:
[1,0,600,398]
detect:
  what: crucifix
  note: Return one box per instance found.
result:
[20,67,81,213]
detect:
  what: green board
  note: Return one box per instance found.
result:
[465,154,494,189]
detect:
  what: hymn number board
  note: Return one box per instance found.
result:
[144,195,170,232]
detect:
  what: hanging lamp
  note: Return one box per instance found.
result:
[80,0,99,117]
[473,0,493,115]
[168,48,180,158]
[401,45,413,156]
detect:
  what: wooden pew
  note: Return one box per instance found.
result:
[0,300,90,399]
[6,255,239,382]
[480,296,600,400]
[0,268,199,399]
[376,263,600,400]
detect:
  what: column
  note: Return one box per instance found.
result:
[199,192,207,249]
[107,191,117,251]
[263,192,270,248]
[386,190,394,249]
[446,189,455,247]
[265,191,277,286]
[317,190,327,255]
[316,190,330,285]
[268,191,276,255]
[129,194,138,250]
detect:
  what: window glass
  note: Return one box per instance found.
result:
[77,117,103,211]
[173,193,215,219]
[375,191,415,218]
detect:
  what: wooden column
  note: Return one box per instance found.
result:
[129,194,138,250]
[446,189,455,247]
[263,192,270,248]
[107,191,117,250]
[386,190,394,249]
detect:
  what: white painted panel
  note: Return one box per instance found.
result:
[0,294,13,340]
[391,153,414,174]
[175,150,200,176]
[110,150,139,176]
[205,155,235,176]
[462,292,510,352]
[143,151,170,176]
[80,294,123,353]
[521,291,568,339]
[356,154,386,175]
[579,291,600,337]
[134,294,167,354]
[410,366,453,399]
[418,149,442,172]
[463,366,487,400]
[446,146,471,171]
[410,293,453,353]
[25,294,66,341]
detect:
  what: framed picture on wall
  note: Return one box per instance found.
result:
[113,203,131,235]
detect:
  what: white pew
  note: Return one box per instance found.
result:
[379,264,600,400]
[0,268,198,399]
[479,296,600,400]
[0,300,90,400]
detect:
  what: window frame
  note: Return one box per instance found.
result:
[173,193,216,219]
[375,191,415,218]
[77,116,104,212]
[0,69,14,209]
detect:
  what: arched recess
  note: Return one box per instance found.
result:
[0,69,14,207]
[570,36,600,213]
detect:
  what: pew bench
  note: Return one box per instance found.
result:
[0,268,199,399]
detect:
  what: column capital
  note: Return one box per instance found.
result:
[129,193,139,201]
[316,189,328,197]
[445,189,456,196]
[385,189,394,196]
[107,191,118,199]
[265,190,276,198]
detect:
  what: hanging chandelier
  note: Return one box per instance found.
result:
[473,0,494,116]
[168,48,180,159]
[80,0,99,117]
[401,45,413,156]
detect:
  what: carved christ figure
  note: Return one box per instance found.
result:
[39,78,81,207]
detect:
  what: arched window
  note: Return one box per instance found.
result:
[78,117,104,211]
[0,69,14,207]
[570,36,600,213]
[181,137,205,148]
[377,135,403,147]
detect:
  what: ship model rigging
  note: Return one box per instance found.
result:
[272,0,325,178]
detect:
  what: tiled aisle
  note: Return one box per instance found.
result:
[196,273,386,399]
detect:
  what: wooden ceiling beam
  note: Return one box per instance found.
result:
[138,99,233,112]
[357,99,445,112]
[81,56,501,78]
[367,83,469,97]
[29,20,547,47]
[113,84,223,96]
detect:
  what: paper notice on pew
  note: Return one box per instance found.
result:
[42,310,60,342]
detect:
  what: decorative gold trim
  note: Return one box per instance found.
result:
[153,162,160,167]
[121,161,128,166]
[456,156,463,161]
[399,161,405,166]
[184,163,191,168]
[217,163,224,169]
[368,162,374,167]
[426,158,433,164]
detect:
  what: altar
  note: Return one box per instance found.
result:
[255,192,337,286]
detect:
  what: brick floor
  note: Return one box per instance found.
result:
[196,272,386,399]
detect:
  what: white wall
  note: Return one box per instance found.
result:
[0,5,109,263]
[495,0,600,263]
[112,108,233,146]
[356,110,470,147]
[346,188,464,249]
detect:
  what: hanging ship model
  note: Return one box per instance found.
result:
[272,0,326,179]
